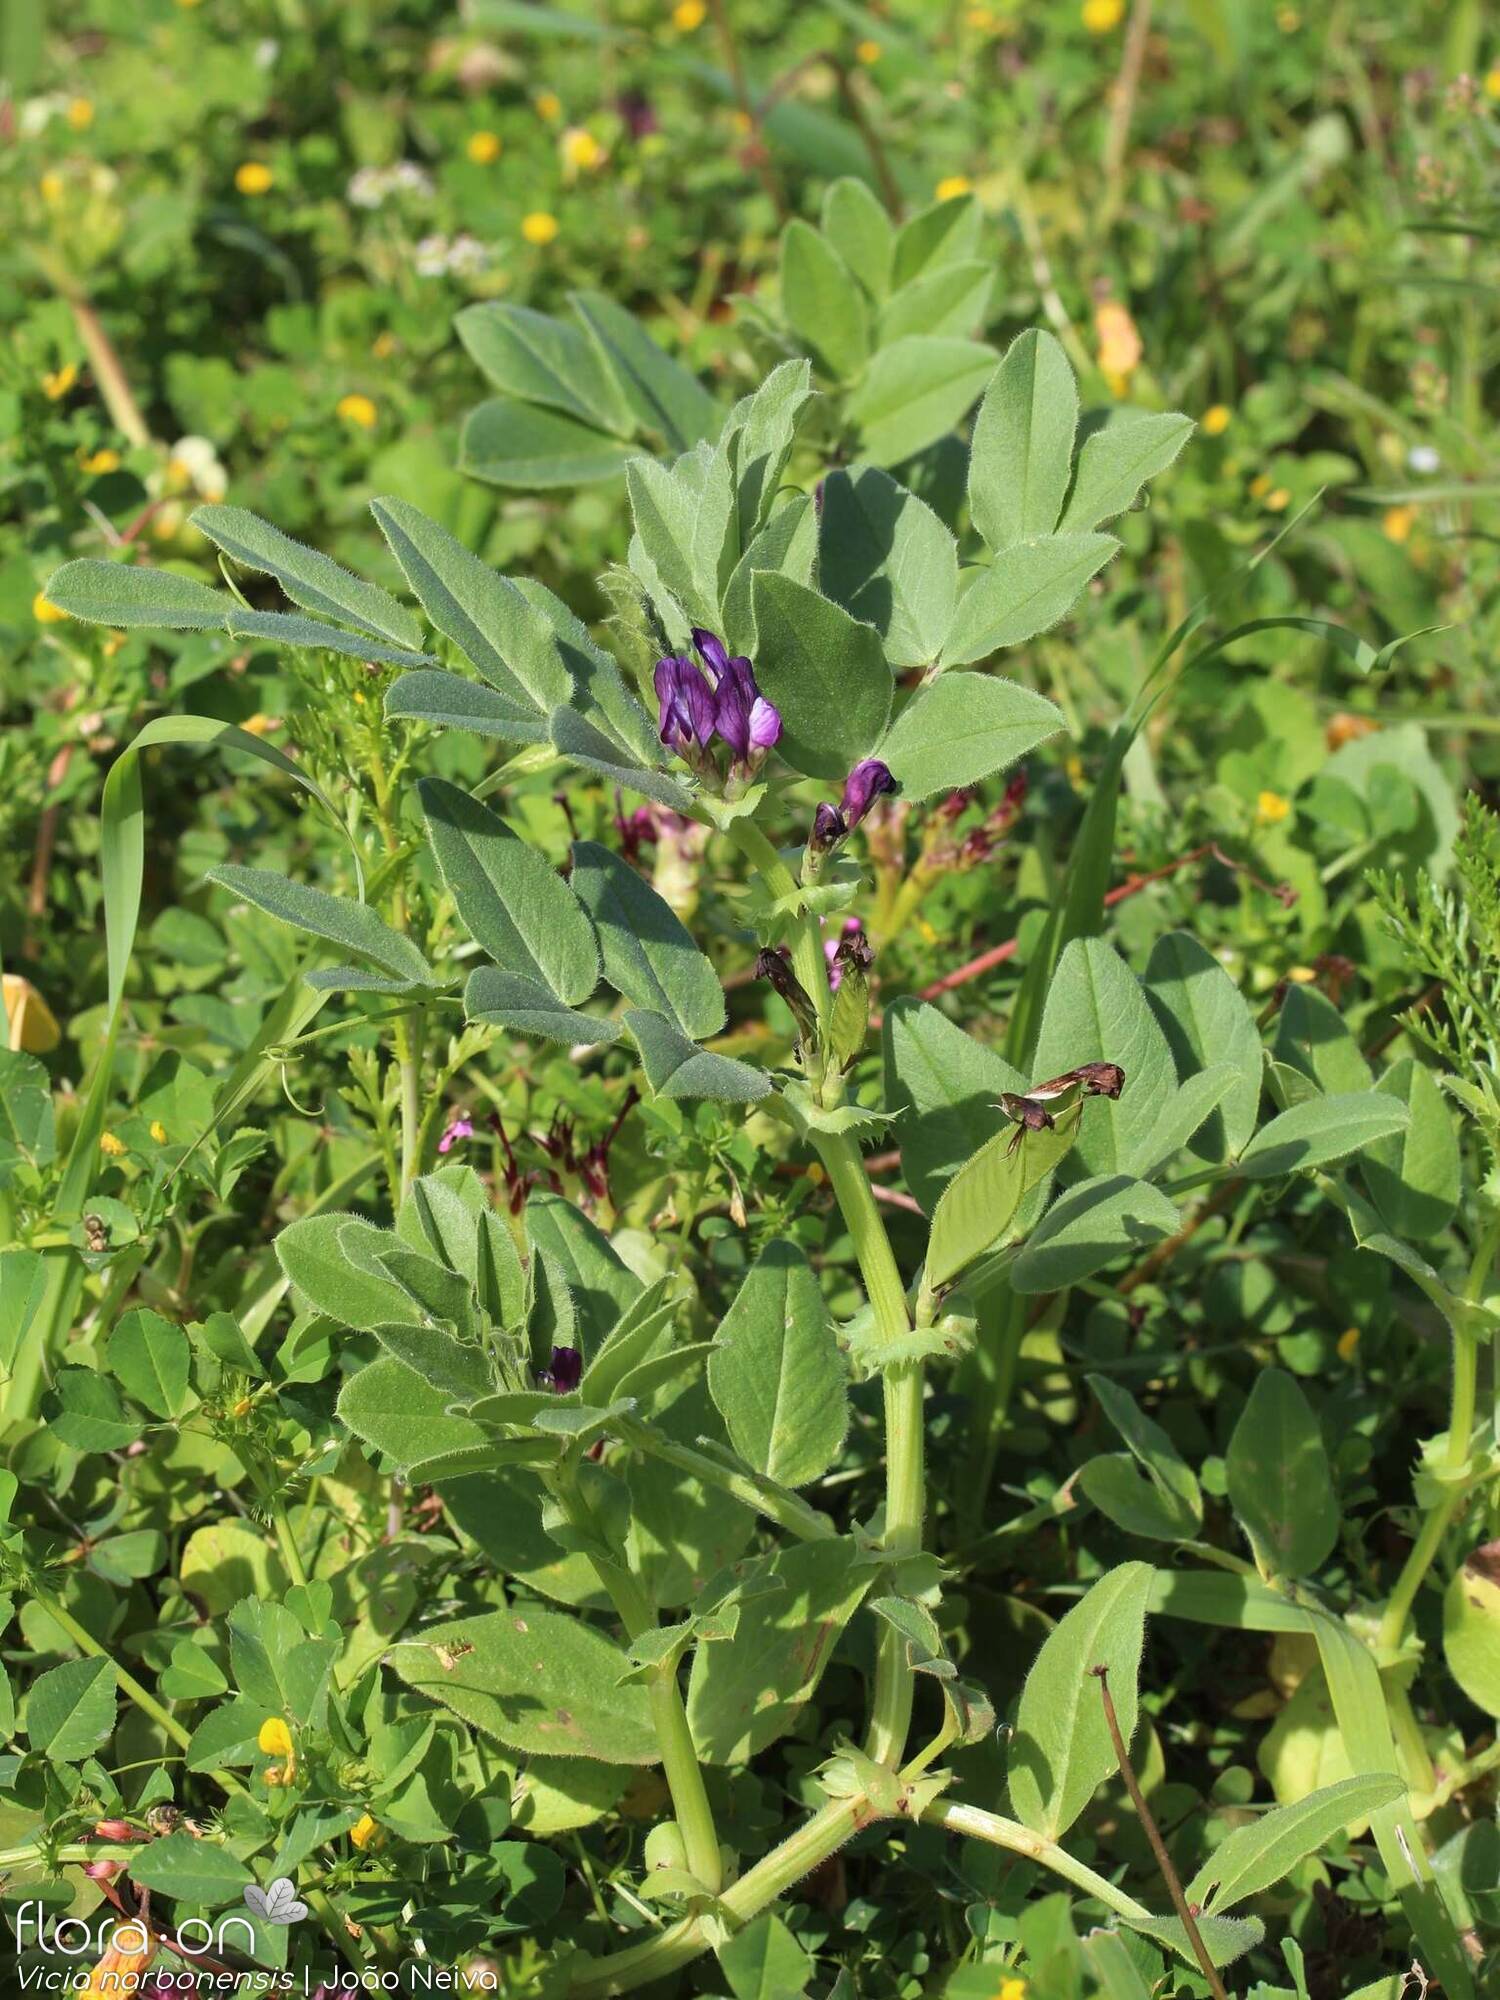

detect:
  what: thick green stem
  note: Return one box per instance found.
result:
[269,1493,310,1591]
[568,1795,866,1997]
[33,1586,194,1754]
[813,1127,921,1766]
[394,1011,423,1203]
[554,1483,721,1894]
[921,1797,1156,1923]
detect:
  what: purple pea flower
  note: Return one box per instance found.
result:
[438,1112,474,1154]
[653,655,714,751]
[840,758,897,829]
[548,1344,580,1392]
[809,802,846,857]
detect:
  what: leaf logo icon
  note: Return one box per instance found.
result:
[243,1876,309,1926]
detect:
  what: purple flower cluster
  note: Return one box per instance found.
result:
[654,628,781,780]
[809,758,898,861]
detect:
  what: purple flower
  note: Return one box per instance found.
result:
[809,802,846,857]
[438,1112,474,1154]
[653,655,714,750]
[840,758,897,828]
[546,1345,582,1393]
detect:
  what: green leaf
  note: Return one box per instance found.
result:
[780,221,869,380]
[1362,1058,1460,1241]
[1273,984,1371,1096]
[968,329,1079,551]
[208,864,433,989]
[1032,939,1177,1178]
[718,1912,815,2000]
[723,360,815,549]
[820,176,894,298]
[127,1829,254,1907]
[106,1307,192,1419]
[384,669,550,746]
[687,1538,869,1763]
[550,707,695,814]
[569,840,724,1040]
[1143,933,1263,1163]
[819,465,958,670]
[1078,1374,1202,1543]
[891,194,983,287]
[1007,1561,1153,1839]
[882,998,1026,1211]
[26,1656,117,1762]
[942,533,1117,666]
[0,1052,54,1176]
[708,1242,848,1489]
[1059,409,1193,531]
[1186,1774,1406,1913]
[1225,1369,1338,1579]
[191,502,423,650]
[879,671,1062,799]
[419,777,599,1002]
[455,301,632,434]
[1123,1912,1263,1973]
[465,968,620,1047]
[721,495,818,655]
[526,1190,643,1350]
[1011,1174,1179,1293]
[460,396,636,487]
[1126,1067,1239,1181]
[624,1009,770,1104]
[750,572,892,781]
[371,497,572,715]
[42,560,230,630]
[276,1214,420,1330]
[44,1368,140,1453]
[1236,1091,1408,1178]
[337,1355,488,1471]
[845,335,996,468]
[1444,1549,1500,1716]
[571,288,719,455]
[389,1608,657,1762]
[626,444,737,630]
[878,260,994,343]
[926,1102,1081,1288]
[226,607,432,667]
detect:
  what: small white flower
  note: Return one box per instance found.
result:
[447,233,489,275]
[348,167,387,208]
[254,38,280,69]
[414,233,451,277]
[1407,444,1441,474]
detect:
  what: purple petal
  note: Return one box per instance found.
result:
[714,677,751,759]
[691,628,731,682]
[811,802,846,852]
[747,696,781,750]
[840,757,897,828]
[549,1345,583,1394]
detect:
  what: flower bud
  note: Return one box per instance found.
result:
[755,947,819,1052]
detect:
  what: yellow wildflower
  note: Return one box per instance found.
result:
[1286,965,1317,984]
[103,631,126,657]
[1082,0,1125,31]
[40,171,65,203]
[1485,67,1500,100]
[1276,5,1300,29]
[100,1131,127,1157]
[67,98,94,131]
[535,91,562,120]
[1337,1326,1361,1362]
[176,0,204,8]
[466,130,502,165]
[730,108,752,134]
[999,1981,1028,2000]
[673,0,706,27]
[235,161,274,196]
[80,447,121,474]
[1095,298,1141,395]
[149,1120,167,1143]
[804,1161,826,1187]
[371,330,397,358]
[242,713,278,736]
[1256,790,1291,825]
[1265,487,1291,512]
[259,1716,294,1757]
[1248,472,1272,499]
[521,210,559,245]
[43,362,78,401]
[1202,404,1231,436]
[3,974,62,1054]
[935,174,971,200]
[33,591,68,623]
[856,39,882,64]
[350,1812,380,1850]
[1382,504,1416,543]
[336,392,378,430]
[562,126,604,170]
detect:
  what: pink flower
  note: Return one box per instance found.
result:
[437,1112,474,1154]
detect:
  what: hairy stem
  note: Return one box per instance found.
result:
[920,1797,1154,1923]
